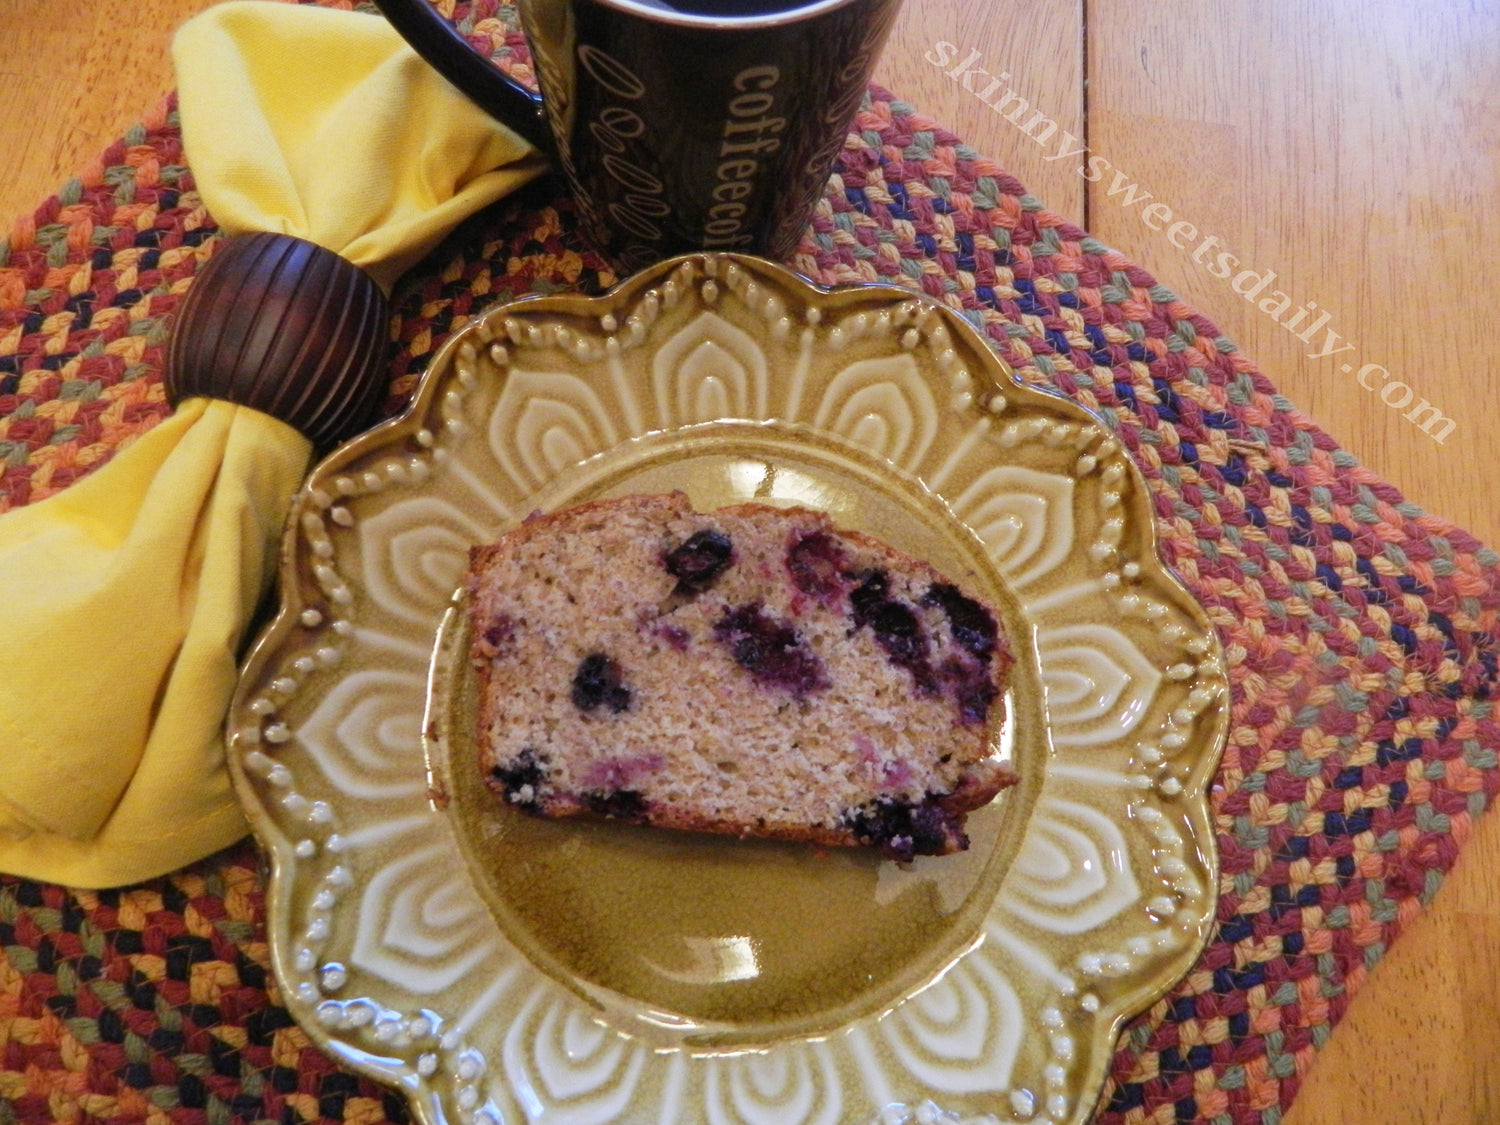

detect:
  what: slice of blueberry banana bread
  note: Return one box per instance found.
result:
[465,492,1017,861]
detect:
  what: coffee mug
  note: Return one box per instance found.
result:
[373,0,905,271]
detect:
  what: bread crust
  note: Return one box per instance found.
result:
[466,492,1017,860]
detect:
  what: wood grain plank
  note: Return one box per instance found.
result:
[1087,4,1500,1124]
[1086,0,1500,547]
[0,0,215,224]
[874,0,1085,217]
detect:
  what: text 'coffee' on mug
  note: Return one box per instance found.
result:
[373,0,906,271]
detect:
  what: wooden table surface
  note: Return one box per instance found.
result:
[2,1,1496,1121]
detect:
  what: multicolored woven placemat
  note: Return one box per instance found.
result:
[4,4,1499,1123]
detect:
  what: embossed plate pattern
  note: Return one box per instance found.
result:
[229,253,1229,1125]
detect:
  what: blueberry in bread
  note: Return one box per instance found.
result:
[465,493,1017,861]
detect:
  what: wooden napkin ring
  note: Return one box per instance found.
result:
[165,233,391,449]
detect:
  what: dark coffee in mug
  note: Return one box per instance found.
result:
[374,0,905,271]
[628,0,799,13]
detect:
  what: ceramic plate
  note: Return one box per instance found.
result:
[229,253,1228,1125]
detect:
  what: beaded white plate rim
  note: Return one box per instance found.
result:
[228,252,1229,1125]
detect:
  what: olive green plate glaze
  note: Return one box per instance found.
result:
[229,253,1229,1125]
[425,432,1036,1051]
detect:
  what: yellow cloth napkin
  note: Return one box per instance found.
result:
[175,0,545,292]
[0,402,309,886]
[0,0,543,887]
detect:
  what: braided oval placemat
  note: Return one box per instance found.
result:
[3,5,1499,1124]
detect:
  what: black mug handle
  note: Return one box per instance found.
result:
[371,0,556,157]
